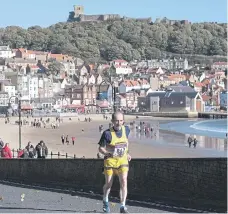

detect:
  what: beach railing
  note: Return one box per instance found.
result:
[49,151,77,159]
[10,149,77,159]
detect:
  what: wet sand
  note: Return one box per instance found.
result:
[0,115,226,158]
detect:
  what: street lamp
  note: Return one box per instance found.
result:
[9,93,22,150]
[113,81,118,112]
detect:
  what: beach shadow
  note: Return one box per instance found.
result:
[0,180,209,213]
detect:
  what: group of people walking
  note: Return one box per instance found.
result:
[187,136,198,148]
[0,139,48,159]
[61,134,76,145]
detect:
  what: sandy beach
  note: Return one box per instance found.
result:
[0,114,226,158]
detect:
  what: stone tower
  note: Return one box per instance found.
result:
[74,5,84,18]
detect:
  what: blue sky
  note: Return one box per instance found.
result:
[0,0,227,28]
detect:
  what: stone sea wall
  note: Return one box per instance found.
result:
[0,158,226,212]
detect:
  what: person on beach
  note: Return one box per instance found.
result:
[0,138,4,156]
[187,136,193,148]
[25,141,36,158]
[193,138,198,148]
[98,111,131,213]
[99,125,104,133]
[36,141,48,159]
[224,134,227,150]
[72,136,75,145]
[18,149,29,159]
[66,135,69,145]
[61,134,65,145]
[1,143,12,159]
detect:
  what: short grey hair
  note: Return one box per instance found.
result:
[111,111,124,120]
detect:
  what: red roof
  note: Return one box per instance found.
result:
[21,105,33,110]
[202,95,211,101]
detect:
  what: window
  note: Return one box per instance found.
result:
[180,101,183,104]
[77,94,81,99]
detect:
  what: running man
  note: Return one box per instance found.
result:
[98,111,131,213]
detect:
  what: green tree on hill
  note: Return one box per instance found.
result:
[0,20,226,63]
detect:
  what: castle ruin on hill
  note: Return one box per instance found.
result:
[67,5,152,23]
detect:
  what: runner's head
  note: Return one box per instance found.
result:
[112,111,124,130]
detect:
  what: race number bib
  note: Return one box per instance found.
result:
[113,146,127,157]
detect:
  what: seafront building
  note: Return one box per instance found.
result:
[0,45,226,114]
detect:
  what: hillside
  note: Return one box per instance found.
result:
[0,20,227,63]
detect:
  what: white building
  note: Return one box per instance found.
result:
[115,66,133,75]
[17,75,39,100]
[3,82,15,98]
[119,79,150,93]
[0,46,14,58]
[52,79,62,94]
[17,75,54,101]
[0,80,16,103]
[29,76,39,99]
[110,59,133,75]
[38,76,53,98]
[138,58,189,70]
[62,61,76,76]
[87,74,96,84]
[212,62,227,71]
[112,59,128,67]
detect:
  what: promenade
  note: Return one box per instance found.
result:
[0,181,188,213]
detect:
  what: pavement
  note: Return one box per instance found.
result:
[0,181,208,213]
[0,181,201,213]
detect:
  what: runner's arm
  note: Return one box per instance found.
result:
[98,131,112,156]
[99,146,110,156]
[125,126,131,161]
[125,126,130,154]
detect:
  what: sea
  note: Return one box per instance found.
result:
[127,118,227,155]
[159,119,227,139]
